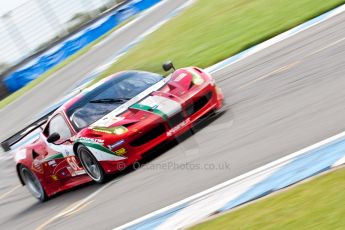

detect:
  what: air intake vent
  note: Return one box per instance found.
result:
[130,123,166,147]
[186,92,212,117]
[168,112,185,128]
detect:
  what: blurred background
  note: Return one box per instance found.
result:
[0,0,125,66]
[1,0,345,229]
[0,0,128,99]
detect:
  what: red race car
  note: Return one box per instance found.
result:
[6,62,224,201]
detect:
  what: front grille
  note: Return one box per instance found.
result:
[130,123,166,147]
[167,112,185,128]
[186,92,212,117]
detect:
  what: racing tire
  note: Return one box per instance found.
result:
[19,165,48,202]
[77,145,107,183]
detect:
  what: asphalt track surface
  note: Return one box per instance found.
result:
[1,4,345,230]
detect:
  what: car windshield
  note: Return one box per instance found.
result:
[66,71,163,131]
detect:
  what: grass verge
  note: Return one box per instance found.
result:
[2,0,344,109]
[191,167,345,230]
[0,17,134,109]
[98,0,345,80]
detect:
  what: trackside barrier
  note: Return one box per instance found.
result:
[1,1,345,228]
[114,3,345,229]
[0,0,195,154]
[3,0,161,93]
[116,132,345,230]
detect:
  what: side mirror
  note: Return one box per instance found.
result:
[47,132,60,143]
[162,61,175,72]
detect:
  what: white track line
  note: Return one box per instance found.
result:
[116,129,345,229]
[117,4,345,228]
[36,179,118,230]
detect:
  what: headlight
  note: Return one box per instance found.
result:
[92,126,128,135]
[113,126,128,135]
[192,74,204,85]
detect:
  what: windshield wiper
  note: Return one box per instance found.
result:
[89,98,131,104]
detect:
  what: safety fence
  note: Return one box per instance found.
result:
[2,0,160,93]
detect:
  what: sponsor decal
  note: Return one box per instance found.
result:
[108,139,125,150]
[32,159,44,174]
[114,148,127,156]
[51,175,58,181]
[167,118,191,137]
[48,160,57,166]
[78,137,104,144]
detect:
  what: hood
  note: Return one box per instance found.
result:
[79,67,208,136]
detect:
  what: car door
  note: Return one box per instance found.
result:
[42,113,85,179]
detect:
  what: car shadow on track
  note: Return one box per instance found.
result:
[124,108,229,172]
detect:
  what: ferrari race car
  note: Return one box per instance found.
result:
[4,62,223,201]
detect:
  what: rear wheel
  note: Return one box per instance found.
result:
[20,165,47,202]
[77,145,107,183]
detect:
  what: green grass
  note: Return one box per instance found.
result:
[97,0,345,80]
[0,17,134,109]
[191,167,345,230]
[2,0,345,109]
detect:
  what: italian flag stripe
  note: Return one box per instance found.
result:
[130,104,168,120]
[44,153,64,161]
[79,141,114,155]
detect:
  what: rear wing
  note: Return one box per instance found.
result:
[1,76,87,152]
[1,109,56,152]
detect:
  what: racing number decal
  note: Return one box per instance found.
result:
[66,156,83,172]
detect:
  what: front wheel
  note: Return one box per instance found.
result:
[20,165,47,202]
[77,145,107,183]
